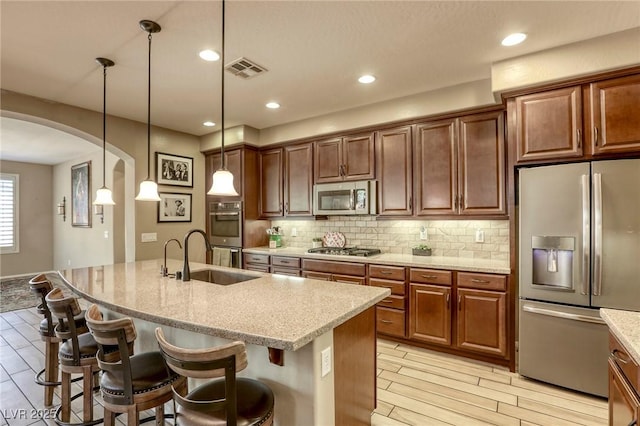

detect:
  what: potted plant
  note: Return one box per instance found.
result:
[412,244,432,256]
[312,237,323,248]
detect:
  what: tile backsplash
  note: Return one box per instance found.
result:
[270,217,509,260]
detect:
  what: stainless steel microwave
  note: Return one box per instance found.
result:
[313,180,377,215]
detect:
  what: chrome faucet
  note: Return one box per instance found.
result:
[182,229,212,281]
[162,238,182,277]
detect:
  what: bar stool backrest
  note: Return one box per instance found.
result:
[84,304,137,404]
[45,288,84,363]
[29,273,55,335]
[155,327,249,424]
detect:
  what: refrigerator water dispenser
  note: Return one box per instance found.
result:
[531,236,575,290]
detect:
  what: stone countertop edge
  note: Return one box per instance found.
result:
[600,308,640,363]
[56,260,390,352]
[243,246,511,274]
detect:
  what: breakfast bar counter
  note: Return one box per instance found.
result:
[58,259,390,426]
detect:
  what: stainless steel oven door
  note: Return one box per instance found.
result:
[209,202,242,247]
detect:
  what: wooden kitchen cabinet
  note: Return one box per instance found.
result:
[271,256,301,276]
[370,264,407,338]
[512,72,640,164]
[301,258,366,285]
[590,74,640,155]
[259,143,313,218]
[376,125,413,216]
[409,268,452,345]
[608,332,640,426]
[243,253,270,273]
[314,132,375,183]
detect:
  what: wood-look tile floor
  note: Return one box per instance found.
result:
[0,307,608,425]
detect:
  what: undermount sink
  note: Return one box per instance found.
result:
[189,269,261,285]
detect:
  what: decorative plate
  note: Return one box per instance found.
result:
[323,232,346,248]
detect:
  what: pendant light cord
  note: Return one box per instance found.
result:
[102,64,107,186]
[146,32,152,180]
[220,0,226,169]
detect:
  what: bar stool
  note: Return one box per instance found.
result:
[155,327,275,426]
[29,274,87,407]
[84,304,187,426]
[45,288,102,426]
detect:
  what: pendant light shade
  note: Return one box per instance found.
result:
[93,57,116,206]
[135,19,162,202]
[207,0,239,197]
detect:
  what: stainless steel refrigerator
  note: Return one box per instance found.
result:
[518,158,640,397]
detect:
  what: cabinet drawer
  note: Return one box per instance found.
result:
[458,272,506,291]
[333,274,366,285]
[377,307,405,337]
[610,332,639,393]
[369,264,406,280]
[244,264,270,273]
[302,259,366,276]
[370,278,406,296]
[409,268,452,285]
[271,256,300,268]
[243,253,269,265]
[272,267,301,277]
[376,295,405,310]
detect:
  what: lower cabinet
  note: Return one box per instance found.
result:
[409,269,508,359]
[243,253,270,272]
[608,332,640,426]
[370,265,407,338]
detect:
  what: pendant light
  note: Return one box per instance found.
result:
[135,20,162,201]
[93,57,116,206]
[207,0,239,196]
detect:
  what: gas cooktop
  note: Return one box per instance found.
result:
[307,247,381,257]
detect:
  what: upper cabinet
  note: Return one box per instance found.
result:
[314,132,375,183]
[376,126,413,216]
[590,74,640,155]
[259,143,314,218]
[512,72,640,164]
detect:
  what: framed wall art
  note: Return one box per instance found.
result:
[156,152,193,187]
[71,161,91,227]
[158,192,192,223]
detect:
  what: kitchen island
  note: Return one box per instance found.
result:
[57,259,390,426]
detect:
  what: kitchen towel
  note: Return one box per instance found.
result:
[212,247,232,267]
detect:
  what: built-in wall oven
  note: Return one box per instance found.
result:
[209,201,242,268]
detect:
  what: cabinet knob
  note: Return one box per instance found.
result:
[470,278,490,284]
[594,126,599,146]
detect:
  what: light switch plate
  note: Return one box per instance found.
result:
[475,229,485,243]
[321,347,331,377]
[141,232,157,243]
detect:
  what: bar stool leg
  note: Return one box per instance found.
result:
[103,409,115,426]
[82,366,93,422]
[61,371,71,422]
[154,404,164,425]
[126,406,137,426]
[44,339,59,406]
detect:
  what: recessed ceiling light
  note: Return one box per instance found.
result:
[199,49,220,61]
[501,33,527,46]
[358,75,376,84]
[266,102,280,109]
[203,121,216,127]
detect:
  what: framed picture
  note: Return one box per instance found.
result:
[156,152,193,187]
[158,193,192,223]
[71,161,91,227]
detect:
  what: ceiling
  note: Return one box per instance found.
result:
[1,1,639,164]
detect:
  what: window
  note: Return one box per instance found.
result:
[0,173,19,253]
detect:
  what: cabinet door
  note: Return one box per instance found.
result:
[515,86,583,162]
[459,111,506,215]
[409,283,451,346]
[377,307,406,338]
[376,126,413,216]
[207,149,243,198]
[456,288,506,356]
[414,119,457,215]
[343,132,375,181]
[284,143,313,216]
[590,74,640,155]
[609,358,640,426]
[314,137,343,183]
[259,148,283,217]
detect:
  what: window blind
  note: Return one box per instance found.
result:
[0,173,18,253]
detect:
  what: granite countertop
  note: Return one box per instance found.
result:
[600,308,640,363]
[57,259,389,352]
[243,246,511,274]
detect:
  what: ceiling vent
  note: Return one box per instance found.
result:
[225,57,267,79]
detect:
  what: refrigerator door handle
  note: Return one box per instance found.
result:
[522,304,606,325]
[593,172,603,296]
[581,174,590,296]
